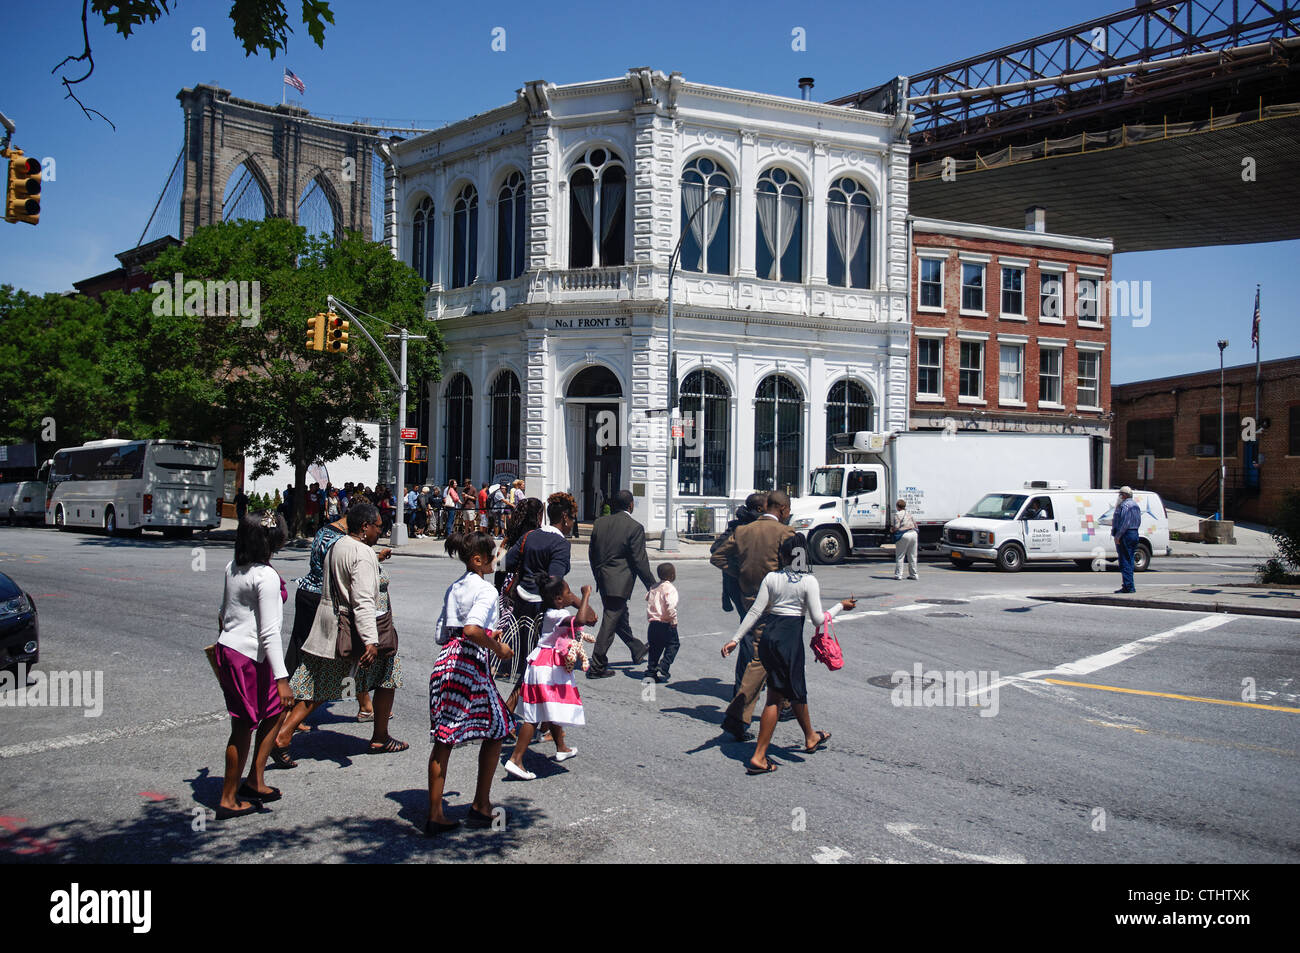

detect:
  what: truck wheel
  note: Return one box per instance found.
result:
[996,543,1025,573]
[1134,543,1151,572]
[809,528,847,565]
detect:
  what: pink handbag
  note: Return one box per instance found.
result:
[810,611,843,671]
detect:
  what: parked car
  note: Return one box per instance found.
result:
[0,572,39,671]
[939,484,1172,572]
[0,481,47,526]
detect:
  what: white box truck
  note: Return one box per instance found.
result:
[789,431,1094,564]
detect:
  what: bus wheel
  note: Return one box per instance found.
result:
[55,506,67,531]
[104,507,118,536]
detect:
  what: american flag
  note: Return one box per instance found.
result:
[284,69,305,94]
[1251,286,1260,348]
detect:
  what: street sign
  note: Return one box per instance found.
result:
[671,425,684,440]
[400,428,417,440]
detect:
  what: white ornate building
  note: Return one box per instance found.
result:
[388,68,912,533]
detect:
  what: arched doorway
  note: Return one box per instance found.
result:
[565,365,622,521]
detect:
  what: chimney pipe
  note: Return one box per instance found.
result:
[1025,206,1046,233]
[798,77,814,101]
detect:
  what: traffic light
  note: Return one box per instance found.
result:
[306,312,326,351]
[326,311,349,353]
[404,443,427,465]
[3,148,40,225]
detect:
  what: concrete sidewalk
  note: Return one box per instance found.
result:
[1031,582,1300,619]
[386,530,716,562]
[1164,501,1278,558]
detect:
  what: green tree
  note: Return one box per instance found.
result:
[110,217,440,535]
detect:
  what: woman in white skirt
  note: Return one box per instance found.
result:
[893,499,919,580]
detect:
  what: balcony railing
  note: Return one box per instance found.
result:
[426,264,894,323]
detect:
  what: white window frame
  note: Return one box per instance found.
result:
[1000,265,1027,319]
[958,339,985,402]
[1076,349,1101,410]
[998,342,1025,405]
[1076,268,1105,327]
[1038,345,1064,407]
[960,262,986,316]
[916,331,945,400]
[917,253,946,312]
[1038,266,1067,325]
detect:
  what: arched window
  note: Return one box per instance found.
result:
[443,374,473,483]
[451,185,478,289]
[754,374,803,493]
[678,369,730,497]
[569,147,626,268]
[412,197,435,284]
[825,380,874,461]
[680,157,731,275]
[755,168,803,282]
[488,370,521,470]
[827,177,871,289]
[496,172,526,281]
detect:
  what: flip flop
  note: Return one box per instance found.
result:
[368,737,409,754]
[268,745,297,769]
[214,802,260,819]
[745,760,778,775]
[357,711,374,722]
[804,731,832,753]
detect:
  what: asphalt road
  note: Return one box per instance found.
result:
[1,526,1296,864]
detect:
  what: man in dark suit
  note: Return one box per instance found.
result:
[710,489,793,739]
[586,489,656,678]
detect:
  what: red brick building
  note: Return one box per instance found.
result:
[1111,356,1300,524]
[910,213,1114,486]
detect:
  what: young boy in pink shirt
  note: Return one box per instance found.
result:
[645,563,679,683]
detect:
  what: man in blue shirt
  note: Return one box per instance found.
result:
[1111,486,1143,593]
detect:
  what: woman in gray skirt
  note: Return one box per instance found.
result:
[722,533,855,775]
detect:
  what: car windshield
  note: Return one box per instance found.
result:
[967,493,1028,520]
[809,468,844,497]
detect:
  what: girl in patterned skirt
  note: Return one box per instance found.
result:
[504,573,596,780]
[427,530,516,836]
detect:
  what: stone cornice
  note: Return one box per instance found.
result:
[911,216,1114,255]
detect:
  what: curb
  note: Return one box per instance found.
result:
[1029,593,1300,620]
[390,549,714,561]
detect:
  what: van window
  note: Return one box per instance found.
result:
[1023,497,1054,520]
[968,494,1027,520]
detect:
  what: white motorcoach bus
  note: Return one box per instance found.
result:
[45,439,222,536]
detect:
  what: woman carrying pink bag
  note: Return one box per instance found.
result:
[721,533,855,776]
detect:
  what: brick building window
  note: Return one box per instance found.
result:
[1001,267,1024,316]
[1040,272,1063,320]
[1126,418,1174,458]
[959,341,984,398]
[1077,277,1100,323]
[961,263,985,312]
[1077,352,1099,407]
[919,258,943,309]
[999,344,1024,401]
[1199,414,1240,456]
[1039,348,1062,404]
[917,339,942,397]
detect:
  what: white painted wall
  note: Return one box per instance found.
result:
[244,421,382,497]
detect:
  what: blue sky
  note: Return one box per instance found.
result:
[2,0,1294,382]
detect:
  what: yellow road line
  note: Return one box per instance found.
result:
[1043,679,1300,713]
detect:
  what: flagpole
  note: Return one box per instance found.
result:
[282,70,286,106]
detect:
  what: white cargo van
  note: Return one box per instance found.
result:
[0,482,46,526]
[938,483,1171,572]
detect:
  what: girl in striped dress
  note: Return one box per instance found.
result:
[426,530,516,835]
[504,574,596,781]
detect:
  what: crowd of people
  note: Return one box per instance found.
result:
[211,481,863,832]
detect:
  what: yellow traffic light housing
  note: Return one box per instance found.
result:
[327,311,349,353]
[405,443,427,465]
[3,148,41,225]
[306,312,327,351]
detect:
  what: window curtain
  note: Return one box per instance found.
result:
[573,178,594,232]
[599,179,624,244]
[682,181,705,246]
[756,190,780,279]
[776,193,801,276]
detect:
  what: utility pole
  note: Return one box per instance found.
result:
[327,295,426,546]
[1217,339,1228,520]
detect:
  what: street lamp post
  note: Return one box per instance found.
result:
[662,186,727,552]
[1218,339,1228,520]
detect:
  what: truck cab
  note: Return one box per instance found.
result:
[790,462,888,563]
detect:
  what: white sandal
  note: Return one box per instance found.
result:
[504,760,536,781]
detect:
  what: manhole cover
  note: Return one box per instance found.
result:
[926,611,969,618]
[916,598,969,605]
[866,673,943,691]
